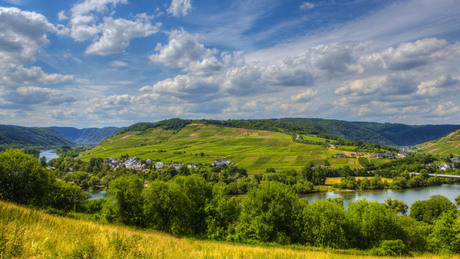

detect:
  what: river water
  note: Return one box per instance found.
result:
[302,183,460,211]
[39,150,59,162]
[87,190,107,200]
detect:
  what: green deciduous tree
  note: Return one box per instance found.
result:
[236,181,303,244]
[107,175,144,226]
[410,195,456,224]
[143,180,193,235]
[301,199,349,248]
[0,149,53,206]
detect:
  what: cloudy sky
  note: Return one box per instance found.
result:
[1,0,460,127]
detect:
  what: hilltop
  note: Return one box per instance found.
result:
[0,125,73,148]
[417,129,460,156]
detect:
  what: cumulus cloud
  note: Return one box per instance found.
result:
[149,29,216,68]
[167,0,192,17]
[4,86,75,106]
[1,65,74,87]
[85,16,161,55]
[0,6,77,108]
[67,0,160,55]
[0,7,56,64]
[357,38,460,71]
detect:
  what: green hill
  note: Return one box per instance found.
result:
[81,121,360,173]
[51,126,123,145]
[0,125,73,148]
[416,129,460,156]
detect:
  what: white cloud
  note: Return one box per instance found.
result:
[291,89,318,103]
[357,38,460,71]
[57,10,68,21]
[85,16,161,55]
[300,2,315,10]
[67,0,160,55]
[433,102,460,116]
[149,29,216,68]
[1,65,75,87]
[4,86,75,106]
[167,0,192,17]
[0,7,56,64]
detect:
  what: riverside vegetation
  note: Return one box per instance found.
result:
[2,149,460,257]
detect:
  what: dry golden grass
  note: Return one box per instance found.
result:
[0,201,454,259]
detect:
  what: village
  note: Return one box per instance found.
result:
[103,156,234,171]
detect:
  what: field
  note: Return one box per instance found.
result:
[0,201,452,259]
[81,124,362,174]
[417,129,460,156]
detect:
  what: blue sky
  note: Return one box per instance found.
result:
[0,0,459,127]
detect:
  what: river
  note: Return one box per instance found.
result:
[39,150,59,162]
[302,183,460,211]
[87,189,107,200]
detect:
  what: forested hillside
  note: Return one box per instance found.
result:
[51,126,122,145]
[0,125,73,147]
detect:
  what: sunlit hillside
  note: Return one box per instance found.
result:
[80,123,361,173]
[1,201,452,259]
[417,129,460,156]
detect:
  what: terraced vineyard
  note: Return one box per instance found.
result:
[81,124,360,173]
[417,129,460,156]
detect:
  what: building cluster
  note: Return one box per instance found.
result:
[333,152,368,158]
[104,156,234,171]
[333,151,409,159]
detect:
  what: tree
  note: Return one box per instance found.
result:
[410,195,456,224]
[107,175,144,226]
[174,175,212,235]
[21,146,40,159]
[429,210,460,253]
[455,195,460,207]
[385,198,408,215]
[347,200,404,249]
[236,181,303,244]
[143,180,193,235]
[205,183,240,240]
[39,156,47,167]
[301,199,349,248]
[0,149,53,206]
[48,180,90,211]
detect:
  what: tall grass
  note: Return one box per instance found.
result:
[0,201,455,258]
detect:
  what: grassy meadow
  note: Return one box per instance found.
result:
[80,124,362,174]
[1,200,453,259]
[417,129,460,156]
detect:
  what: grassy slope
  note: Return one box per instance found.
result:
[417,129,460,156]
[80,124,359,173]
[0,201,448,259]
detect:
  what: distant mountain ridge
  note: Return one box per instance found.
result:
[51,127,123,145]
[277,118,460,146]
[0,125,73,147]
